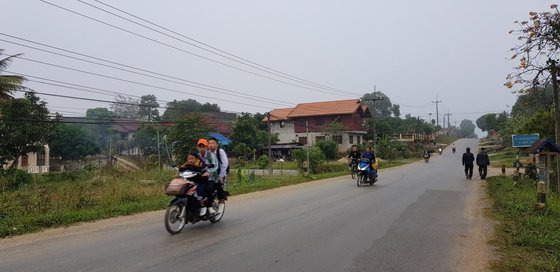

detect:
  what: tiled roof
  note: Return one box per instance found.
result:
[263,108,294,122]
[288,99,362,118]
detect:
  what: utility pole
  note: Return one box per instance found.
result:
[364,91,384,149]
[444,112,452,129]
[548,59,560,188]
[267,112,273,176]
[305,120,310,175]
[432,99,442,128]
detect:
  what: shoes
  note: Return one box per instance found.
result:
[218,203,225,214]
[208,207,217,214]
[199,207,207,216]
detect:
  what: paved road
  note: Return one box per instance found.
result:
[0,139,489,272]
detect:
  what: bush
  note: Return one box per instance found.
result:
[0,168,32,191]
[257,155,270,169]
[293,147,325,174]
[376,136,407,160]
[316,140,338,160]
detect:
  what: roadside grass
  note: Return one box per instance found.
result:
[487,176,560,272]
[236,161,299,170]
[0,158,414,238]
[489,147,531,168]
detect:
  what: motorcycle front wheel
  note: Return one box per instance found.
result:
[356,174,362,187]
[165,203,186,234]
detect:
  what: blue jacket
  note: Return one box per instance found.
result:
[362,151,375,162]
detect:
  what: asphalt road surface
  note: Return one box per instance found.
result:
[0,139,491,272]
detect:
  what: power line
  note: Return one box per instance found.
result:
[4,55,275,110]
[81,0,356,96]
[40,0,358,97]
[0,41,291,107]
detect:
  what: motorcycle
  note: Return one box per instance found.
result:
[438,147,443,155]
[356,158,378,186]
[164,170,225,235]
[452,147,456,154]
[423,153,430,163]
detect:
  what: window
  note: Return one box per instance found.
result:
[299,137,308,145]
[349,135,354,144]
[280,121,285,128]
[333,135,343,144]
[315,118,324,126]
[315,136,326,142]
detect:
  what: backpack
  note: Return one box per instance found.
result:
[215,148,230,174]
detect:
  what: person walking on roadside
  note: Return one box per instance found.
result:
[462,147,475,180]
[476,147,490,180]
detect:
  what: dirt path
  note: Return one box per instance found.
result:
[453,173,499,271]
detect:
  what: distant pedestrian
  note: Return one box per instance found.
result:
[476,148,490,180]
[462,147,475,180]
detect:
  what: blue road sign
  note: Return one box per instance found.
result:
[512,134,539,148]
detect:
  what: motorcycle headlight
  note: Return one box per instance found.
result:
[179,171,197,179]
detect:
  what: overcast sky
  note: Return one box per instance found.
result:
[0,0,553,133]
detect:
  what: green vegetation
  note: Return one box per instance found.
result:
[487,176,560,272]
[435,134,459,145]
[488,147,531,168]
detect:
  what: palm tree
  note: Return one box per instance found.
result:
[0,49,25,100]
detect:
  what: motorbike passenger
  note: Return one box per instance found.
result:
[348,145,361,169]
[208,137,229,214]
[196,139,220,216]
[179,152,209,212]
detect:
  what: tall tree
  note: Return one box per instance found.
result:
[0,50,25,100]
[0,92,59,166]
[167,114,213,162]
[230,113,277,156]
[361,91,399,118]
[162,99,221,121]
[50,124,100,160]
[111,95,140,119]
[85,107,116,152]
[139,94,159,121]
[458,119,476,138]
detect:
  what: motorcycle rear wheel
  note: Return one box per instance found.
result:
[165,203,186,235]
[351,166,356,179]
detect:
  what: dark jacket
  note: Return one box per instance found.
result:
[348,150,361,160]
[362,151,375,162]
[462,152,475,166]
[476,152,490,167]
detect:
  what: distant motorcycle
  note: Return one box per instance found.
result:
[356,158,378,186]
[164,170,224,235]
[423,153,430,163]
[452,147,456,154]
[438,147,443,155]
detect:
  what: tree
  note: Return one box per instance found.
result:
[111,95,140,119]
[506,5,560,142]
[167,114,213,162]
[0,92,59,166]
[85,107,116,152]
[458,119,476,138]
[361,91,399,118]
[50,124,100,160]
[323,121,347,142]
[315,140,337,160]
[0,50,25,100]
[162,99,220,121]
[139,94,159,121]
[293,146,325,173]
[391,104,401,118]
[230,113,277,154]
[511,86,554,117]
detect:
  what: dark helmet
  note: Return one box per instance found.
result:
[466,147,471,152]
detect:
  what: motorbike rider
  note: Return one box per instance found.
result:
[362,146,377,177]
[208,137,229,214]
[452,143,457,153]
[423,149,431,159]
[196,139,220,216]
[348,145,361,169]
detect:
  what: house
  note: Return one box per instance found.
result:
[3,145,51,174]
[265,99,371,153]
